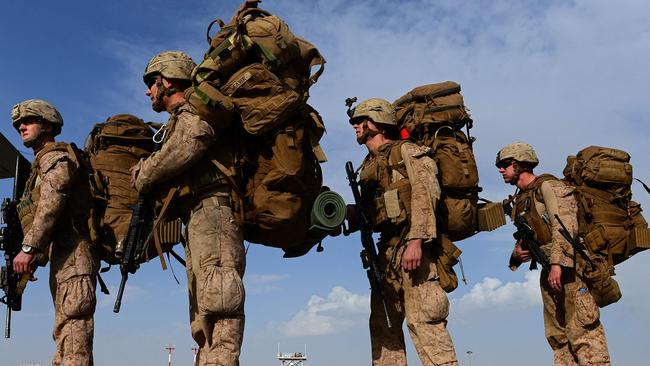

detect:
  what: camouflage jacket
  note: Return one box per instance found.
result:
[359,141,440,245]
[134,102,236,211]
[18,142,91,254]
[510,174,578,270]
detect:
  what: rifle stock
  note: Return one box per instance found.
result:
[345,161,392,328]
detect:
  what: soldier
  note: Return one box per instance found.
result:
[11,99,99,366]
[496,142,610,365]
[130,51,245,366]
[348,98,458,366]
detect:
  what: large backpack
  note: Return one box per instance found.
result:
[85,114,181,264]
[393,81,485,241]
[187,0,340,257]
[563,146,650,266]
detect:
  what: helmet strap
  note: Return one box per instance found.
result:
[356,121,381,145]
[22,121,52,149]
[152,79,168,112]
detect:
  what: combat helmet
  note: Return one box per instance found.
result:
[349,98,397,126]
[11,99,63,132]
[143,50,196,84]
[496,142,539,168]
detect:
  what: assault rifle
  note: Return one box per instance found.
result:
[113,195,149,313]
[345,161,391,328]
[506,198,551,272]
[0,133,30,338]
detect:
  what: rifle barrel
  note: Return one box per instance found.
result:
[4,306,10,338]
[113,273,128,313]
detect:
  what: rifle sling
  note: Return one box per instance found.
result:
[149,188,180,271]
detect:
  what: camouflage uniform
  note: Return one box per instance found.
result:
[509,176,610,365]
[19,142,98,366]
[360,141,458,366]
[135,102,245,366]
[499,141,611,366]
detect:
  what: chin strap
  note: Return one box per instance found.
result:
[356,121,383,145]
[23,121,52,148]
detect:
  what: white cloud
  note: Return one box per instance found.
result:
[246,274,290,284]
[452,271,541,318]
[245,273,289,294]
[276,286,369,337]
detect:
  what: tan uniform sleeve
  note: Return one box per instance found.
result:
[23,150,76,252]
[135,108,215,193]
[400,143,440,242]
[538,180,577,267]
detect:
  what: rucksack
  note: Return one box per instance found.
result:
[393,81,485,241]
[84,114,181,265]
[188,0,339,257]
[563,146,650,266]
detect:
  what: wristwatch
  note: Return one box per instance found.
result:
[21,244,35,254]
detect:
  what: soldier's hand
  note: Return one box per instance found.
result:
[13,251,35,274]
[547,264,563,293]
[402,239,423,272]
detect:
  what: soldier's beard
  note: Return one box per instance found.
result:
[152,80,167,112]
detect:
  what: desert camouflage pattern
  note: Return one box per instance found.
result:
[350,98,397,126]
[143,50,196,82]
[20,144,98,366]
[496,141,539,167]
[11,98,64,129]
[400,142,441,242]
[537,179,579,267]
[359,141,440,244]
[370,245,458,366]
[134,103,215,194]
[135,104,245,365]
[512,175,610,364]
[541,270,610,365]
[186,196,245,366]
[361,142,457,366]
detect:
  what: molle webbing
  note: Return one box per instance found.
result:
[514,174,558,245]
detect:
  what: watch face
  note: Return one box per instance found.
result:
[22,245,33,254]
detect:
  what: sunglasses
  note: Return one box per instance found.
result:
[145,76,160,89]
[496,159,514,169]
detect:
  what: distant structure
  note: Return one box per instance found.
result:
[277,344,307,366]
[165,344,175,366]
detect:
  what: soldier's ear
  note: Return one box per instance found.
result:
[41,121,54,133]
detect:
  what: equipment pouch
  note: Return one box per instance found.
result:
[584,227,607,254]
[582,260,622,308]
[185,83,235,128]
[439,195,477,241]
[222,63,301,135]
[383,189,401,221]
[434,237,462,293]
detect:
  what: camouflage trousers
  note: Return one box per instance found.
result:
[49,237,98,366]
[185,196,246,366]
[541,268,610,366]
[370,244,458,366]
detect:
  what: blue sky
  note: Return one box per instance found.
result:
[2,1,649,365]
